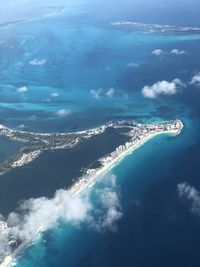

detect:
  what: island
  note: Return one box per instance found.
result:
[0,123,107,176]
[0,119,184,267]
[111,21,200,34]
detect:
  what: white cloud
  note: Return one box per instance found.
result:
[90,88,103,99]
[17,86,28,93]
[15,62,23,67]
[17,124,26,129]
[7,190,91,242]
[190,73,200,86]
[0,174,122,259]
[127,62,140,68]
[29,115,36,121]
[96,188,122,231]
[142,78,185,98]
[0,230,11,262]
[51,92,59,97]
[170,49,186,55]
[105,88,115,98]
[89,174,122,232]
[151,49,163,56]
[177,182,200,216]
[29,59,47,66]
[42,98,51,103]
[56,109,71,117]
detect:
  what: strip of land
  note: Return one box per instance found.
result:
[111,21,200,34]
[0,119,184,267]
[71,119,183,194]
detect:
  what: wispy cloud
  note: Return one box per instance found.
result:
[151,49,163,56]
[190,73,200,86]
[42,97,51,103]
[142,79,185,99]
[91,88,117,99]
[16,124,26,130]
[170,49,186,55]
[94,188,122,231]
[51,92,59,97]
[0,174,122,259]
[90,89,103,99]
[127,62,141,68]
[105,88,115,98]
[29,115,37,121]
[177,182,200,216]
[55,109,71,117]
[17,86,28,93]
[29,59,47,66]
[151,48,186,57]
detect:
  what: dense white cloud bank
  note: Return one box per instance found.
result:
[177,182,200,216]
[0,174,122,260]
[142,79,185,98]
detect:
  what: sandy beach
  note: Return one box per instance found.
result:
[0,122,183,267]
[71,127,181,195]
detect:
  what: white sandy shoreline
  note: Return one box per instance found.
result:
[71,129,180,195]
[0,121,183,267]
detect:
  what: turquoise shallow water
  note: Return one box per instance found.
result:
[0,5,199,131]
[0,0,200,266]
[12,115,200,267]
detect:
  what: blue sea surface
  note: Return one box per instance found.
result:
[0,136,22,162]
[0,0,200,266]
[13,117,200,267]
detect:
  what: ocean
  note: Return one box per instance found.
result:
[0,0,200,266]
[0,128,130,216]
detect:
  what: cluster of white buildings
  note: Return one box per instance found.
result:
[84,126,106,139]
[0,125,15,139]
[50,137,81,150]
[99,120,183,167]
[11,150,41,168]
[72,120,184,194]
[0,124,31,143]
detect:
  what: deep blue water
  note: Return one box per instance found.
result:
[13,118,200,267]
[0,0,200,266]
[0,136,22,161]
[0,128,129,216]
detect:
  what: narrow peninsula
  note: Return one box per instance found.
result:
[0,119,184,267]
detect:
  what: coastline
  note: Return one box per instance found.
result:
[0,120,183,267]
[0,5,66,31]
[71,128,181,195]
